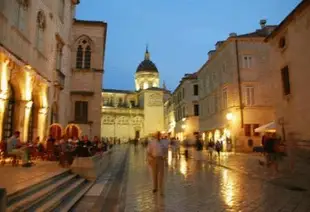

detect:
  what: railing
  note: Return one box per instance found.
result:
[54,69,65,90]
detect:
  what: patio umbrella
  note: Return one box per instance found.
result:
[254,122,276,133]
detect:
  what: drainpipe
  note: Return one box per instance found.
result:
[235,39,244,128]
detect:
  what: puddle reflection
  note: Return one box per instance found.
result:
[221,169,237,207]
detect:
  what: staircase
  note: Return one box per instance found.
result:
[6,170,93,212]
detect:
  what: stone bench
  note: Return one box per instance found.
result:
[70,150,112,180]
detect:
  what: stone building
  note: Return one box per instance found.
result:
[266,0,310,143]
[198,21,277,151]
[0,0,107,142]
[164,95,175,136]
[101,48,166,141]
[169,73,199,142]
[68,19,107,139]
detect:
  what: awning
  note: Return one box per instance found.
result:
[254,122,276,133]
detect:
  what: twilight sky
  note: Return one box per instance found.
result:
[76,0,300,91]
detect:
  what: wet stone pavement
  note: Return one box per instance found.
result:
[119,146,310,212]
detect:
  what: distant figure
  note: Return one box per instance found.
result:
[194,135,203,161]
[160,136,169,160]
[207,140,215,159]
[215,140,222,157]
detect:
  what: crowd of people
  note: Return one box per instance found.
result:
[1,131,113,168]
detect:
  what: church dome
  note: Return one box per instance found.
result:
[136,47,158,73]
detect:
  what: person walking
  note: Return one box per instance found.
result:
[207,140,215,160]
[215,140,222,158]
[147,132,165,195]
[194,135,203,161]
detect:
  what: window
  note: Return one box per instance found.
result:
[244,124,251,136]
[13,0,29,32]
[56,42,63,70]
[242,56,252,69]
[194,104,199,116]
[182,106,185,118]
[182,88,185,99]
[74,101,88,123]
[244,86,255,106]
[75,38,92,69]
[281,66,291,95]
[193,84,198,96]
[76,46,83,68]
[58,0,65,21]
[36,11,46,52]
[253,124,260,136]
[222,88,227,109]
[278,37,286,49]
[84,46,91,69]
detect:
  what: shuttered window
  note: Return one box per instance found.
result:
[244,124,251,136]
[74,101,88,123]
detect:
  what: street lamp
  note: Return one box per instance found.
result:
[226,112,233,121]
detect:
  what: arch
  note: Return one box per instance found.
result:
[65,124,81,138]
[74,35,94,49]
[48,123,63,140]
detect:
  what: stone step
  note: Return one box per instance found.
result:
[7,170,71,206]
[7,174,78,212]
[34,178,86,212]
[58,181,94,212]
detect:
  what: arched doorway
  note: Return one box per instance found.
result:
[49,124,62,140]
[2,84,15,141]
[65,124,80,138]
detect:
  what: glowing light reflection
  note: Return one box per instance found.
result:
[180,157,187,176]
[167,149,172,166]
[221,169,235,207]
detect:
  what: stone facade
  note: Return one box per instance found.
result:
[266,0,310,143]
[69,20,107,139]
[101,49,166,141]
[169,73,199,142]
[0,0,106,142]
[198,22,276,151]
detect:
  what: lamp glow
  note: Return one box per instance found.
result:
[226,113,233,121]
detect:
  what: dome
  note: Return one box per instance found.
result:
[136,47,158,73]
[136,60,158,73]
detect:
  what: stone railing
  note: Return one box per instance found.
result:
[70,150,112,180]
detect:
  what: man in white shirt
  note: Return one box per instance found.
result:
[147,132,165,195]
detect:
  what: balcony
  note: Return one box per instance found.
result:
[54,69,65,90]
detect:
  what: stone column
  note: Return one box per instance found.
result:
[37,107,48,142]
[0,58,10,140]
[15,100,33,142]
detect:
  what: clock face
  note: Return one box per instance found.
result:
[148,93,163,106]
